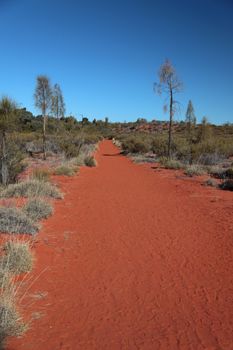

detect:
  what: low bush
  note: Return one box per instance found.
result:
[54,165,75,176]
[23,198,53,221]
[225,168,233,179]
[0,268,11,291]
[0,295,27,347]
[204,178,218,187]
[31,168,51,182]
[84,156,97,167]
[219,179,233,191]
[121,136,151,154]
[1,240,34,274]
[0,180,63,199]
[160,157,183,170]
[185,164,206,177]
[0,207,38,235]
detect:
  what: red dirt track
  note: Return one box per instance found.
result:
[8,140,233,350]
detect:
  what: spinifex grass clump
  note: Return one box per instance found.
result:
[159,157,183,170]
[184,164,206,177]
[0,207,38,235]
[0,179,63,199]
[0,240,33,274]
[23,198,53,221]
[31,168,51,182]
[84,155,97,167]
[0,295,27,347]
[54,165,75,176]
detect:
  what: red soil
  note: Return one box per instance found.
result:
[8,140,233,350]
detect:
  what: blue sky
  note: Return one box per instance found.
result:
[0,0,232,124]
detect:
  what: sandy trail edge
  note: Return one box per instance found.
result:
[8,140,233,350]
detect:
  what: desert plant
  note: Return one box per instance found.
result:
[31,168,50,182]
[219,179,233,191]
[0,207,38,235]
[1,240,33,274]
[159,157,183,169]
[204,178,217,187]
[185,164,206,177]
[0,180,62,199]
[154,59,183,158]
[84,155,97,167]
[23,198,53,221]
[0,294,27,347]
[0,268,11,291]
[34,75,52,160]
[54,165,75,176]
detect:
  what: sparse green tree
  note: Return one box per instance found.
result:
[185,100,196,163]
[51,83,65,132]
[34,75,52,160]
[0,97,17,185]
[154,59,183,158]
[198,116,212,142]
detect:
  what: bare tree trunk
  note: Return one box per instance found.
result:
[168,88,173,159]
[43,114,46,160]
[1,131,8,186]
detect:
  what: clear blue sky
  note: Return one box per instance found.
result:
[0,0,233,124]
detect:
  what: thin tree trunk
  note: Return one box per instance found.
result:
[168,88,173,159]
[43,114,46,160]
[1,131,8,186]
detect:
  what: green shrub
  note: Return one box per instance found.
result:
[31,168,51,182]
[23,198,53,221]
[121,136,151,154]
[54,165,75,176]
[84,156,97,167]
[1,240,34,274]
[0,180,63,199]
[0,141,26,185]
[0,207,38,235]
[151,137,168,156]
[185,164,206,177]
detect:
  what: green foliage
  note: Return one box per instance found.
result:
[121,136,151,154]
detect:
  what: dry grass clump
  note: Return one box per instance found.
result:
[204,178,218,187]
[54,165,75,176]
[184,164,206,177]
[160,157,183,170]
[0,239,33,347]
[0,268,11,291]
[23,198,53,221]
[31,168,51,182]
[84,155,97,167]
[0,241,33,274]
[0,180,63,199]
[0,207,38,235]
[0,294,27,347]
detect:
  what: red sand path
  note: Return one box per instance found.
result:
[8,140,233,350]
